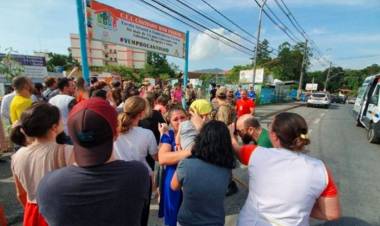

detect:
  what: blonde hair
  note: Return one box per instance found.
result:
[118,96,146,133]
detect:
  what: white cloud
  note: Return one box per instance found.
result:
[309,28,328,35]
[189,28,250,61]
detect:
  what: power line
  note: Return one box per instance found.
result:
[181,0,278,53]
[200,0,256,41]
[251,0,301,44]
[264,3,302,42]
[279,0,307,35]
[273,0,332,66]
[149,0,255,53]
[174,0,256,47]
[135,0,254,56]
[273,0,306,39]
[160,0,220,35]
[200,0,279,54]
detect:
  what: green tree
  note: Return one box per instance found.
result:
[199,73,215,88]
[140,52,177,79]
[105,64,138,81]
[270,41,311,82]
[256,39,273,66]
[0,48,24,82]
[47,52,79,72]
[305,64,380,93]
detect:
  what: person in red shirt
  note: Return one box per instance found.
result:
[236,89,255,117]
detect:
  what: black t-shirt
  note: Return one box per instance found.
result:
[37,160,150,226]
[139,110,165,144]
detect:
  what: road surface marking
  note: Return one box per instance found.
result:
[314,118,321,124]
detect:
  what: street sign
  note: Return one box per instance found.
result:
[239,68,264,84]
[0,54,46,67]
[0,54,48,78]
[305,83,318,91]
[86,0,186,58]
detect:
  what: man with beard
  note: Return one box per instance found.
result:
[235,114,272,147]
[231,114,272,165]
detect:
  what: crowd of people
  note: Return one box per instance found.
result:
[0,75,341,226]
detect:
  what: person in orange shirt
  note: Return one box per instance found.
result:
[235,89,255,117]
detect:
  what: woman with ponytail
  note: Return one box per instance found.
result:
[236,112,341,226]
[10,102,73,226]
[114,96,158,226]
[114,96,158,172]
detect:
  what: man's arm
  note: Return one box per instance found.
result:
[228,123,241,156]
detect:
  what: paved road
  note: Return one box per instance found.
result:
[232,104,380,226]
[2,103,380,226]
[303,104,380,226]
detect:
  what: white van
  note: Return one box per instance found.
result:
[353,73,380,143]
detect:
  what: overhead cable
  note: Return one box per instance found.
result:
[135,0,254,56]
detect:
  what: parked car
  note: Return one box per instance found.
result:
[352,73,380,143]
[347,97,356,104]
[331,94,346,104]
[307,92,331,108]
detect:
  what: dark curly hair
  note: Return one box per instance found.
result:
[192,120,236,169]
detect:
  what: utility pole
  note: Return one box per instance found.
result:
[324,62,332,92]
[297,39,308,100]
[252,0,268,88]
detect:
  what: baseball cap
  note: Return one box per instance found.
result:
[216,87,227,98]
[189,99,212,115]
[68,97,118,167]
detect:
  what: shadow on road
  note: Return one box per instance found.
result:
[328,104,343,110]
[313,217,378,226]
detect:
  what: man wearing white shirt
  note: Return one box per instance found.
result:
[49,78,76,144]
[0,90,16,125]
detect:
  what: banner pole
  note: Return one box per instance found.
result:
[182,31,190,109]
[76,0,90,85]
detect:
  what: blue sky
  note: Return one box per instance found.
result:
[0,0,379,72]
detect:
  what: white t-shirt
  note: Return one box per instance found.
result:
[238,147,329,226]
[114,127,158,174]
[49,94,75,134]
[0,91,15,124]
